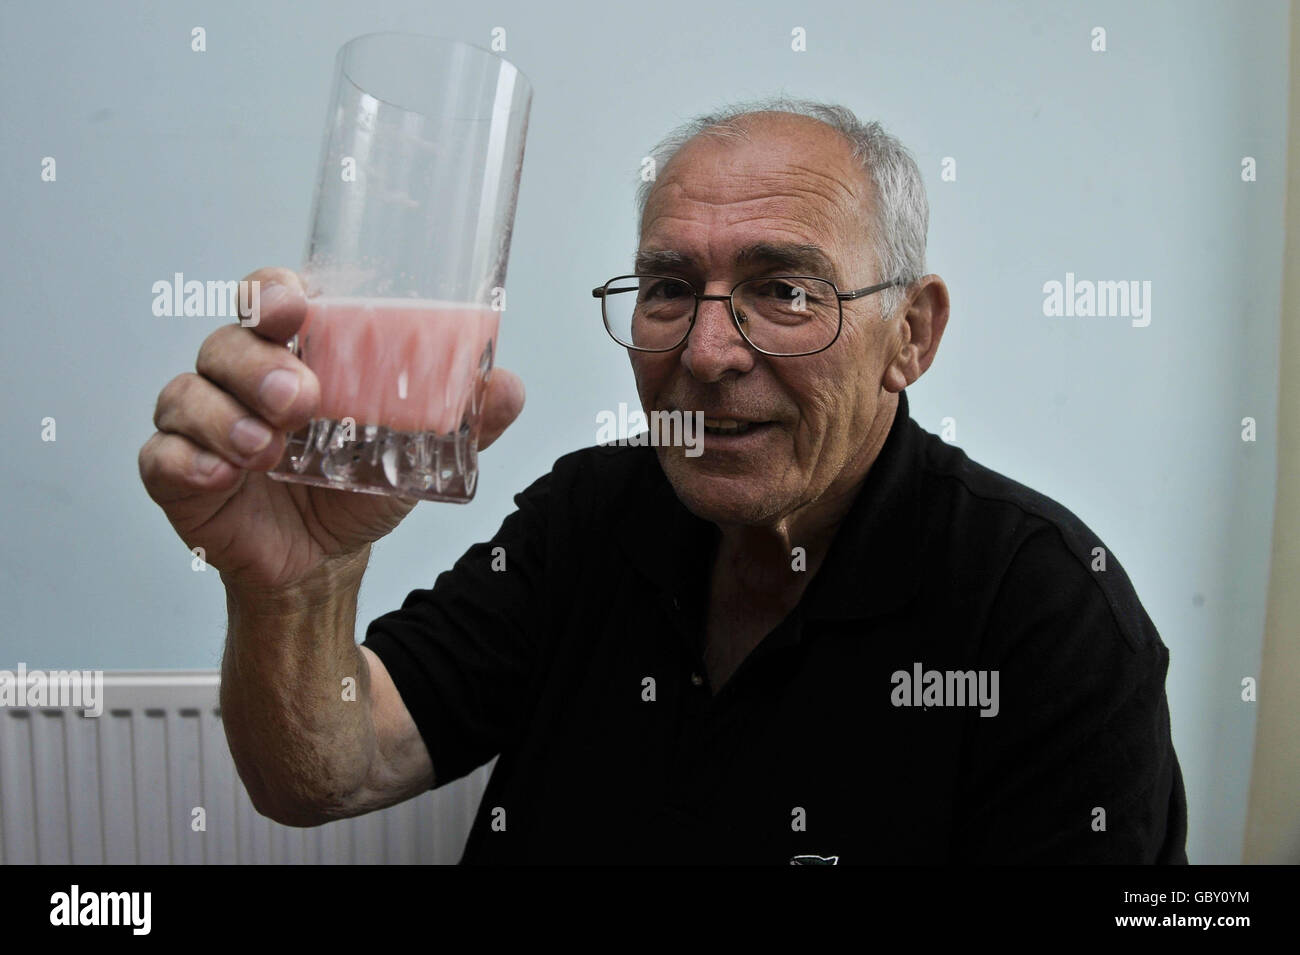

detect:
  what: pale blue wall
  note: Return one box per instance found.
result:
[0,0,1288,864]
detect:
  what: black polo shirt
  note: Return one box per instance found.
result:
[361,389,1188,864]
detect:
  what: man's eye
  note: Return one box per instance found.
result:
[754,280,801,299]
[645,281,689,300]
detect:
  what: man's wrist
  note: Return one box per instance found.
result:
[223,544,372,621]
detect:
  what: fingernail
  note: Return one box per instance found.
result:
[230,416,273,455]
[260,368,301,414]
[194,450,225,475]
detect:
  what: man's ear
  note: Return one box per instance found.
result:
[883,275,950,393]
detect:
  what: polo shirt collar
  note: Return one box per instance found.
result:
[616,389,923,623]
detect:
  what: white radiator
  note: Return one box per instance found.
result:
[0,671,490,864]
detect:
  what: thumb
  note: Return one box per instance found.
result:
[479,367,525,451]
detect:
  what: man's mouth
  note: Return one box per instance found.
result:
[701,417,770,436]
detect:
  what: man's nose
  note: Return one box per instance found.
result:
[681,295,755,380]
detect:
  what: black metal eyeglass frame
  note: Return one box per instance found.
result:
[591,273,909,357]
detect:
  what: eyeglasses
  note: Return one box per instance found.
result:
[592,273,907,357]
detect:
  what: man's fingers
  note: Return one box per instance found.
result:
[138,429,243,508]
[479,367,525,451]
[194,327,320,436]
[154,371,296,473]
[237,266,308,343]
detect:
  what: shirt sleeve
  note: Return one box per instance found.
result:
[950,525,1189,863]
[360,463,560,788]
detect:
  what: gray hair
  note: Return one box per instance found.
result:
[635,96,928,318]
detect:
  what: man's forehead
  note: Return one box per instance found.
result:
[657,127,861,201]
[640,114,871,273]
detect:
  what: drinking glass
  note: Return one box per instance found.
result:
[268,32,531,502]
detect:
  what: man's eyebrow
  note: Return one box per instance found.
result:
[633,243,841,283]
[735,243,840,283]
[634,249,695,273]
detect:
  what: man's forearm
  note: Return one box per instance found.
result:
[219,544,377,826]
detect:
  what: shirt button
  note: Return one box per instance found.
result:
[690,672,704,687]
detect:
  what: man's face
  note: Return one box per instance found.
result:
[632,112,905,527]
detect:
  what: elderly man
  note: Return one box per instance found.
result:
[140,97,1187,864]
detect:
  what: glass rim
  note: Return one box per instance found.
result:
[336,31,533,107]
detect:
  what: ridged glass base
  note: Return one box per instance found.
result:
[268,417,478,503]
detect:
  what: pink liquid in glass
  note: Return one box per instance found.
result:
[298,297,500,434]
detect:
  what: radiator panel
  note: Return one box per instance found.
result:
[0,671,489,864]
